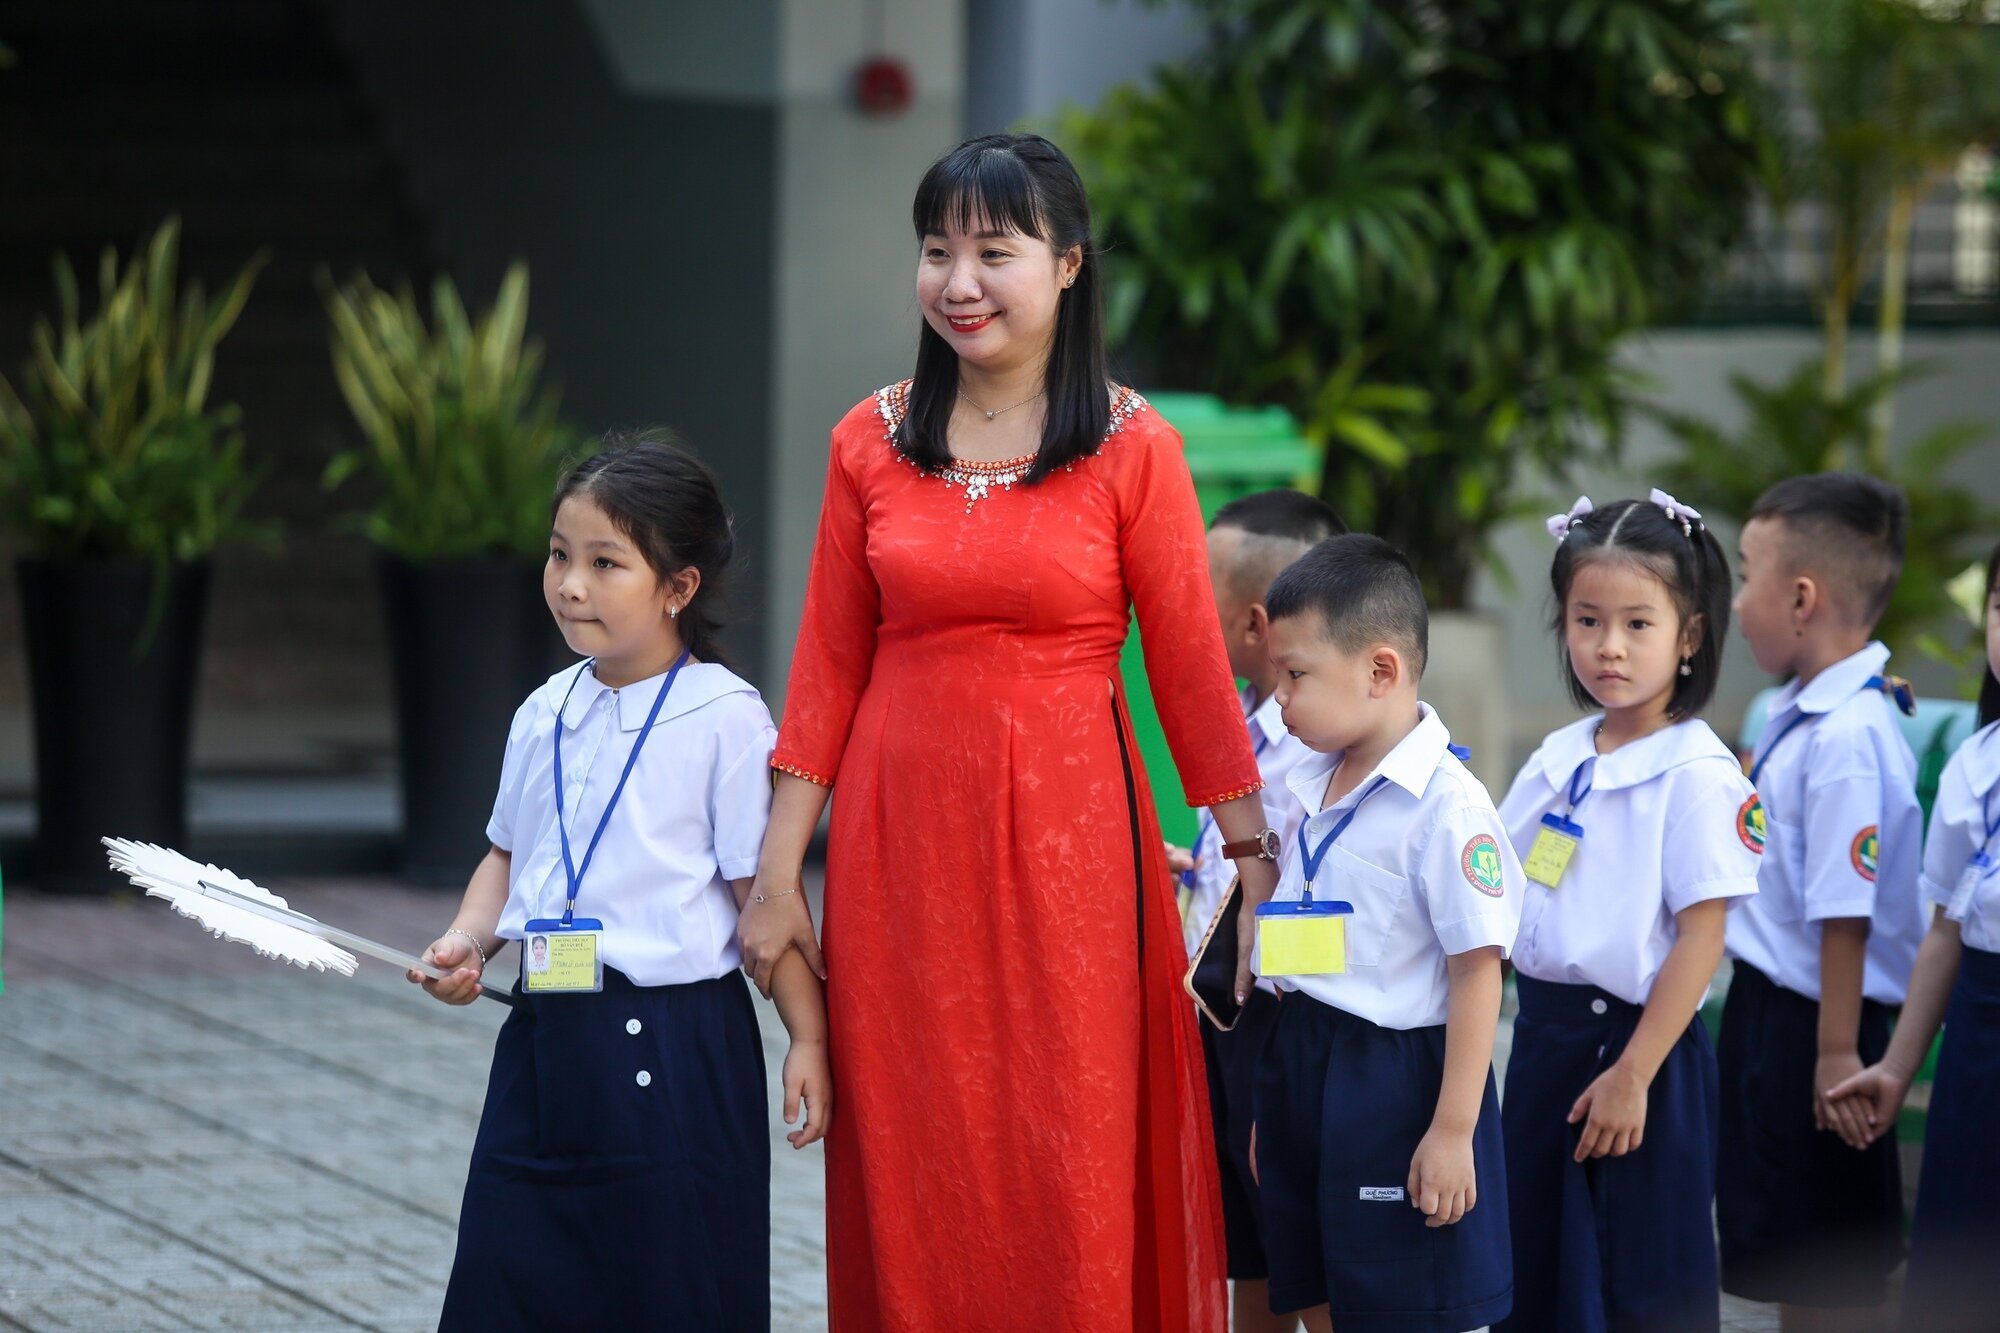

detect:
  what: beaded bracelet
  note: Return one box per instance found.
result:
[444,927,489,966]
[751,887,800,905]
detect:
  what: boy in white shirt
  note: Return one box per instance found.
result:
[1171,489,1342,1333]
[1240,534,1521,1333]
[1719,472,1924,1330]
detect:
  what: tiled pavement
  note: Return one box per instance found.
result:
[0,880,1805,1330]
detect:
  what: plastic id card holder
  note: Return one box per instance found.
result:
[1256,898,1352,977]
[1524,812,1583,888]
[521,918,604,993]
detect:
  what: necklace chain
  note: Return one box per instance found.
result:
[957,386,1043,422]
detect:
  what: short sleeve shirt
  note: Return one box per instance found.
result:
[1922,720,2000,951]
[489,660,776,986]
[1252,704,1522,1030]
[1499,716,1760,1006]
[1724,643,1926,1004]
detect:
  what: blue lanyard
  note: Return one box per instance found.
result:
[1562,756,1594,817]
[1296,775,1390,899]
[1976,782,2000,869]
[1182,729,1271,889]
[552,651,688,923]
[1748,674,1907,787]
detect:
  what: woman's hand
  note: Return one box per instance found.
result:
[738,873,825,997]
[782,1037,834,1149]
[1823,1059,1910,1149]
[1231,856,1280,1004]
[409,933,486,1005]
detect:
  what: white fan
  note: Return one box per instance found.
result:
[103,837,511,1006]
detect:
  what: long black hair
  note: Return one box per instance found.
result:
[553,431,736,668]
[1550,498,1732,721]
[900,133,1108,484]
[1980,540,2000,728]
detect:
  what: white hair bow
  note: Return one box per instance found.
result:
[1546,496,1594,542]
[1649,487,1703,536]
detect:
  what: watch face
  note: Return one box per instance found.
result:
[1259,829,1281,859]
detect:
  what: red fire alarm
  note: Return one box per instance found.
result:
[854,56,913,117]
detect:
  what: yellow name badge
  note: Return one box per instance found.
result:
[1256,898,1352,976]
[1524,812,1583,889]
[521,918,605,993]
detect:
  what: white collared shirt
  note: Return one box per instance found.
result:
[488,659,776,986]
[1922,720,2000,952]
[1182,687,1315,998]
[1499,716,1761,1006]
[1252,703,1522,1030]
[1725,642,1925,1004]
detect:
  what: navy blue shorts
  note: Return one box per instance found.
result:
[440,968,770,1331]
[1497,976,1719,1333]
[1254,992,1512,1331]
[1202,986,1281,1281]
[1904,945,2000,1331]
[1716,961,1903,1308]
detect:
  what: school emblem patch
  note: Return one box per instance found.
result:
[1462,835,1505,896]
[1851,826,1879,883]
[1737,795,1766,854]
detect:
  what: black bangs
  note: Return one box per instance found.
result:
[899,133,1109,482]
[911,140,1048,243]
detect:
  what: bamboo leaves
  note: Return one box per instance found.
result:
[321,263,583,561]
[0,217,267,564]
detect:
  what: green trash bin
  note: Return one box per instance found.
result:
[1118,394,1322,843]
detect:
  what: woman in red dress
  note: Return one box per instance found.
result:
[739,134,1280,1332]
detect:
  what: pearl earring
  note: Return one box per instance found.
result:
[1679,659,1693,677]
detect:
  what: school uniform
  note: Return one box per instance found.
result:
[1251,704,1521,1332]
[1181,686,1314,1282]
[1902,720,2000,1331]
[1717,642,1924,1308]
[1494,717,1761,1333]
[440,659,777,1333]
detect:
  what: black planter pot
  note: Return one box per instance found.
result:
[378,554,559,884]
[18,558,210,892]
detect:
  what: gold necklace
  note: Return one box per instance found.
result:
[957,387,1043,421]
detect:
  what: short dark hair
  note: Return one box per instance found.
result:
[1981,540,2000,729]
[1209,489,1347,603]
[553,430,737,668]
[1550,498,1732,721]
[1210,489,1346,544]
[900,134,1106,484]
[1749,472,1907,626]
[1265,534,1429,677]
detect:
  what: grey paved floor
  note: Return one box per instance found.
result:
[0,880,1808,1330]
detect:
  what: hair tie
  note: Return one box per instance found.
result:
[1648,488,1703,538]
[1545,496,1594,542]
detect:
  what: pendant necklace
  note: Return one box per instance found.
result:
[957,387,1043,422]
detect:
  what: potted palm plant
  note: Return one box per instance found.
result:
[0,219,267,889]
[323,262,584,883]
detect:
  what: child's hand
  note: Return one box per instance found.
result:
[1814,1050,1874,1150]
[409,933,486,1005]
[1163,842,1197,876]
[782,1037,833,1150]
[1567,1062,1648,1160]
[1408,1125,1477,1227]
[1823,1061,1912,1147]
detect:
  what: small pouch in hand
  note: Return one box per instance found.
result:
[1184,876,1244,1032]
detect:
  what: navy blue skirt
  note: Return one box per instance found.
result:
[439,968,770,1332]
[1202,986,1281,1281]
[1903,945,2000,1331]
[1496,976,1719,1333]
[1254,992,1512,1332]
[1715,961,1903,1308]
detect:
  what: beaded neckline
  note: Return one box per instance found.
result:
[874,381,1147,514]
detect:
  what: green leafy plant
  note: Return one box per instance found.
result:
[322,262,586,562]
[0,217,269,565]
[1063,0,1767,606]
[1653,359,1997,669]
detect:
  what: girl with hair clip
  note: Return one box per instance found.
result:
[1493,490,1762,1333]
[414,435,830,1331]
[1826,540,2000,1332]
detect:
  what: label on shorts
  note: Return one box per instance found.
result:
[1358,1186,1407,1202]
